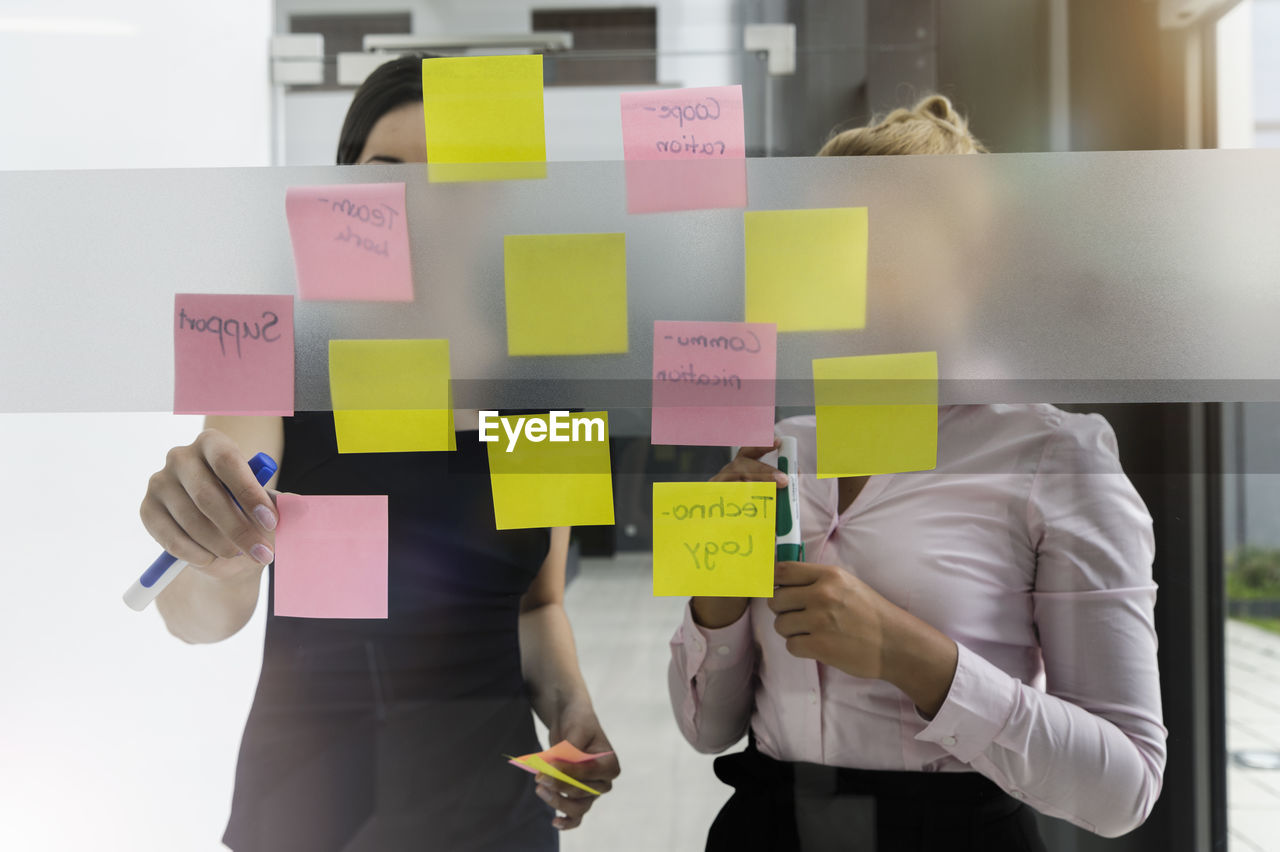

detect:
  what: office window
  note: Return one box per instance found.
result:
[533,7,657,86]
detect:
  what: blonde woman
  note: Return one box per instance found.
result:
[669,96,1164,851]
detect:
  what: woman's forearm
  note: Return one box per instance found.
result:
[879,604,958,719]
[519,601,594,724]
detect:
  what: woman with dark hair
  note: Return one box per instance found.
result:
[140,54,618,851]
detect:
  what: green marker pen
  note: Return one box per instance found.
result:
[775,435,805,562]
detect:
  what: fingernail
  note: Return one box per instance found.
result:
[253,505,277,531]
[250,544,274,564]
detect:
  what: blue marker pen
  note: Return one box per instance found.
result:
[123,452,277,611]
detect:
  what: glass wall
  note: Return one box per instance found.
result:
[3,3,1271,850]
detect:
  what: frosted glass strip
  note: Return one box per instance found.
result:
[2,151,1279,423]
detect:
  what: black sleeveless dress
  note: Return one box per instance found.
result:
[222,412,555,852]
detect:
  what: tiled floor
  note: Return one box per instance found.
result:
[553,554,730,851]
[554,556,1280,851]
[1227,620,1280,852]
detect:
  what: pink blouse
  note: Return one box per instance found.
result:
[668,405,1166,838]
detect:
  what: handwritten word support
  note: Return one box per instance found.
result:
[504,233,628,355]
[173,294,294,416]
[285,183,413,301]
[329,339,454,454]
[745,207,868,331]
[422,54,547,183]
[653,481,776,598]
[487,411,614,530]
[620,85,747,213]
[652,321,777,447]
[813,351,938,477]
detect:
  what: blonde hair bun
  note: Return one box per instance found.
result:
[818,93,987,157]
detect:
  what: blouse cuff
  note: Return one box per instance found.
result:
[674,601,753,675]
[913,641,1019,764]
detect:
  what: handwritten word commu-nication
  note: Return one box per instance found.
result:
[654,329,765,391]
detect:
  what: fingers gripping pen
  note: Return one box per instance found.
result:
[123,452,278,611]
[774,435,804,562]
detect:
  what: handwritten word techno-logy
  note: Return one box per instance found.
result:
[643,96,729,156]
[660,494,774,571]
[316,195,400,258]
[655,329,763,391]
[176,308,281,358]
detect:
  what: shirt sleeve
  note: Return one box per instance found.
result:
[914,412,1167,838]
[667,601,758,754]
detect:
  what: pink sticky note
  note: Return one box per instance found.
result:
[620,85,747,214]
[274,494,388,619]
[652,321,777,446]
[285,183,414,301]
[173,294,294,416]
[508,740,615,775]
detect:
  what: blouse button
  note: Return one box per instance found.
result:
[716,645,730,656]
[941,735,958,747]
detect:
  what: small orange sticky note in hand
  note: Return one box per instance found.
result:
[507,740,614,796]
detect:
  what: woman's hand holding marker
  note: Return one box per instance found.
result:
[689,441,788,630]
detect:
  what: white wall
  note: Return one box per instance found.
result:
[1216,0,1253,149]
[0,2,272,849]
[275,0,740,165]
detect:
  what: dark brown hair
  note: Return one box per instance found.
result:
[335,53,439,165]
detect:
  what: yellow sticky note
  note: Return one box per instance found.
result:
[513,755,602,796]
[329,339,454,453]
[812,352,938,478]
[422,55,546,182]
[504,234,628,355]
[486,411,614,529]
[652,482,776,597]
[744,207,868,331]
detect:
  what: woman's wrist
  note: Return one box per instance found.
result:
[879,606,959,720]
[690,596,749,629]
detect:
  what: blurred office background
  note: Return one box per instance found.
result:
[2,1,1280,850]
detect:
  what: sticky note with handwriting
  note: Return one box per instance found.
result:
[813,351,938,478]
[621,85,747,213]
[485,411,614,530]
[652,321,776,447]
[329,339,454,454]
[285,183,413,301]
[274,493,388,619]
[652,481,775,597]
[504,234,628,355]
[173,294,294,416]
[422,55,546,182]
[744,207,868,331]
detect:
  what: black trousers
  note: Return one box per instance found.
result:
[707,744,1048,852]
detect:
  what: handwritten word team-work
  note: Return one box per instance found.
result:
[318,195,400,258]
